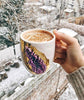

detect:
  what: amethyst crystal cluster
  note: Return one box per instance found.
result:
[25,46,47,74]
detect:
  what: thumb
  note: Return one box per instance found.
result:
[53,29,74,45]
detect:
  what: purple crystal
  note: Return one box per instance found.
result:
[25,46,47,74]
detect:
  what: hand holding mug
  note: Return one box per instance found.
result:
[53,30,84,73]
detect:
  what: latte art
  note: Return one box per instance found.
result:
[22,30,53,42]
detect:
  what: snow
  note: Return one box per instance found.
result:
[59,83,78,100]
[24,77,34,86]
[0,44,33,93]
[40,6,56,12]
[0,60,31,92]
[64,9,74,13]
[24,2,42,6]
[0,27,8,35]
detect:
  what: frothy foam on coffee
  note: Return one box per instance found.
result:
[22,31,53,42]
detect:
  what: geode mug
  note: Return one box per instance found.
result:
[20,29,55,75]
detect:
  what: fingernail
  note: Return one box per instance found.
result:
[53,29,57,33]
[54,29,57,32]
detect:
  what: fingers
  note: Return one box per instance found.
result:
[55,46,66,59]
[55,53,66,59]
[55,47,66,54]
[54,58,65,64]
[56,39,67,53]
[54,39,67,65]
[53,29,75,45]
[54,46,67,64]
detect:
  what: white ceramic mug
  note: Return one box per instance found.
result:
[20,29,55,75]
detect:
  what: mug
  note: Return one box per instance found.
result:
[20,29,55,75]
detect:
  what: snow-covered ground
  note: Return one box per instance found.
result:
[0,60,30,92]
[59,84,78,100]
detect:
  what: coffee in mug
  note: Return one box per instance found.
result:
[20,29,55,75]
[22,30,53,42]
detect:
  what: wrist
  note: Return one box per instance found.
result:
[68,66,84,75]
[68,57,84,74]
[68,67,78,74]
[77,56,84,68]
